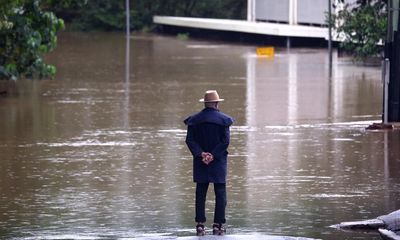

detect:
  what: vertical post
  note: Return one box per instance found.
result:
[384,0,393,123]
[328,0,333,78]
[247,0,255,22]
[125,0,130,84]
[293,0,298,24]
[383,59,390,124]
[125,0,131,108]
[125,0,131,86]
[386,0,400,122]
[387,0,394,42]
[288,0,298,25]
[126,0,130,36]
[124,0,131,129]
[392,0,399,38]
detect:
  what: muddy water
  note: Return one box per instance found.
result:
[0,32,399,240]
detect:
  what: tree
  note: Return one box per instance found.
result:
[0,0,64,80]
[0,0,247,80]
[63,0,246,31]
[332,0,387,60]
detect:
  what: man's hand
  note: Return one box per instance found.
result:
[201,152,214,165]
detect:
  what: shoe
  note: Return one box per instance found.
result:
[196,223,205,236]
[212,223,225,235]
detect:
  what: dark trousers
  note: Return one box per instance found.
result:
[195,182,226,224]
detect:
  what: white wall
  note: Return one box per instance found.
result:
[253,0,357,26]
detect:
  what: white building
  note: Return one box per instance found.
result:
[154,0,356,43]
[248,0,329,25]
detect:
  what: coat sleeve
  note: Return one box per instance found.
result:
[211,126,230,160]
[185,125,203,158]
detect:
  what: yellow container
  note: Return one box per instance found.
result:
[256,47,275,57]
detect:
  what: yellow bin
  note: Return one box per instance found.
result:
[256,47,275,57]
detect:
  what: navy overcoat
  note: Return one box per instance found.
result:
[184,107,234,183]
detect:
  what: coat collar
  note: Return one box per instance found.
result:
[202,107,220,112]
[184,107,233,126]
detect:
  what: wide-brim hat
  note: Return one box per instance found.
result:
[199,90,224,102]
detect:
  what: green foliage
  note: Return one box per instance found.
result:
[157,0,246,19]
[16,0,246,32]
[0,0,64,80]
[177,32,189,41]
[0,0,246,80]
[41,0,88,22]
[332,0,387,60]
[58,0,246,31]
[70,1,127,31]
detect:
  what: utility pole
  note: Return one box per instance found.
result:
[125,0,130,84]
[125,0,131,84]
[126,0,130,37]
[124,0,131,129]
[328,0,333,78]
[125,0,131,107]
[385,0,400,122]
[368,0,399,129]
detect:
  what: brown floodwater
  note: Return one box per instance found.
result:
[0,32,400,240]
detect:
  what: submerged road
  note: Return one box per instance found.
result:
[1,32,399,240]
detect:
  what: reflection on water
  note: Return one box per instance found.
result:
[0,32,400,240]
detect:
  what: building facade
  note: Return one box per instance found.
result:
[248,0,357,26]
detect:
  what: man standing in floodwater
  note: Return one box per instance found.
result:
[184,90,234,236]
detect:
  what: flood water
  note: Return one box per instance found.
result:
[1,32,400,240]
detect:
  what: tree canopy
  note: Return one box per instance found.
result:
[0,0,64,80]
[62,0,246,31]
[0,0,246,80]
[332,0,387,60]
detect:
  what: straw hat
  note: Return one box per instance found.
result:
[199,90,224,102]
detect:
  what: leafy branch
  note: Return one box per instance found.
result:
[331,0,387,60]
[0,0,64,80]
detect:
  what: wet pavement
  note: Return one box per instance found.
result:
[0,32,400,240]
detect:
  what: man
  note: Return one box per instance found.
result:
[184,90,234,236]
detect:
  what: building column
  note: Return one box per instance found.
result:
[289,0,298,25]
[247,0,255,22]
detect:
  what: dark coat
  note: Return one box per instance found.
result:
[184,107,234,183]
